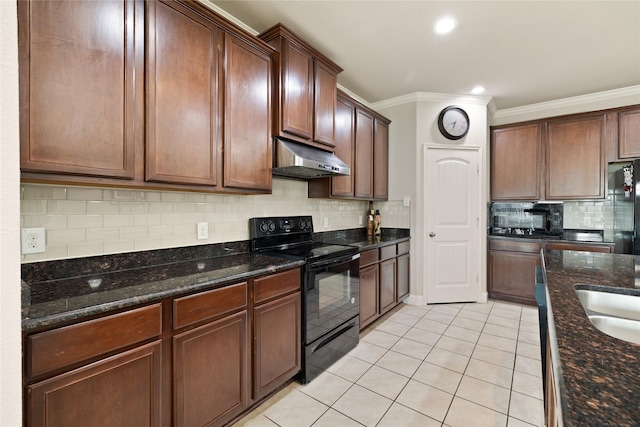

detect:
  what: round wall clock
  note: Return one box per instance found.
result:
[437,106,470,140]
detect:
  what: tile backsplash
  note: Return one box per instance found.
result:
[21,178,410,262]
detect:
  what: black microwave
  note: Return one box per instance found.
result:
[490,202,563,237]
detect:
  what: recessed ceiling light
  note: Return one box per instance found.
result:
[434,17,456,35]
[471,86,486,95]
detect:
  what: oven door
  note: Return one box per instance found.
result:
[304,253,360,345]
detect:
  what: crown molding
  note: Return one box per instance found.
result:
[493,85,640,121]
[196,0,259,35]
[371,92,493,110]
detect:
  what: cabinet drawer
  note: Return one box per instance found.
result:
[360,249,379,267]
[174,282,247,329]
[254,268,301,305]
[27,304,162,378]
[489,239,543,253]
[397,240,410,255]
[380,244,397,261]
[546,242,613,253]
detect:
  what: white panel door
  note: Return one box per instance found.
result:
[425,147,480,303]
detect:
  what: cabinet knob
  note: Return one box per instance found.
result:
[429,232,436,237]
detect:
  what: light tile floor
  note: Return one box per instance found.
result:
[233,300,544,427]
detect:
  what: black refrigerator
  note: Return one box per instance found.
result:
[612,161,638,254]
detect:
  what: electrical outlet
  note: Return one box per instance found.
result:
[21,228,46,254]
[358,216,363,226]
[197,222,208,240]
[323,217,329,228]
[403,196,411,207]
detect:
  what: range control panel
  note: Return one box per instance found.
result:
[249,216,313,238]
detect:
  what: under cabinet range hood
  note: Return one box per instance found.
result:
[272,137,350,179]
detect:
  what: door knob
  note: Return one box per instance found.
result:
[429,232,436,237]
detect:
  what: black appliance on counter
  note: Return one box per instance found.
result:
[249,216,360,384]
[611,161,638,254]
[490,202,563,238]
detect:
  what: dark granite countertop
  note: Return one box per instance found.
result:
[542,249,640,426]
[21,241,304,331]
[21,228,410,332]
[315,227,410,249]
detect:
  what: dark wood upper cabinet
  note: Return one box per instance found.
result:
[490,124,542,201]
[259,23,342,150]
[314,60,339,147]
[279,39,314,141]
[308,92,390,201]
[354,108,375,199]
[146,0,220,186]
[617,107,640,159]
[329,94,356,197]
[546,114,605,200]
[223,33,273,192]
[19,0,139,179]
[373,117,390,200]
[490,107,635,201]
[19,0,273,194]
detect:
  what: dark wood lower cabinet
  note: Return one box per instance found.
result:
[28,341,162,427]
[359,263,379,329]
[25,268,302,427]
[359,240,410,330]
[396,253,410,301]
[173,311,248,427]
[253,291,301,399]
[488,238,614,305]
[379,258,397,314]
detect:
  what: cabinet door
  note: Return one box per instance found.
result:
[546,115,605,200]
[491,124,542,200]
[223,33,272,191]
[173,311,248,427]
[146,0,219,186]
[488,250,539,305]
[330,94,356,197]
[618,108,640,159]
[28,341,162,427]
[19,0,137,179]
[359,264,379,329]
[355,108,375,199]
[373,118,389,200]
[379,258,397,314]
[281,39,313,140]
[254,292,301,399]
[397,253,410,301]
[313,60,337,147]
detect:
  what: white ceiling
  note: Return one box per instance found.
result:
[209,0,640,110]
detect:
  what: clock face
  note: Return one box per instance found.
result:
[438,106,470,140]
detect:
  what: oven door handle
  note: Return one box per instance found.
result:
[309,318,358,354]
[307,253,360,271]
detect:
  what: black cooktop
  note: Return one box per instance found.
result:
[249,216,358,262]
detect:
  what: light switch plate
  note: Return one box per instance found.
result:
[21,228,46,254]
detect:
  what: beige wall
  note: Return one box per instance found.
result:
[375,93,492,304]
[1,0,22,424]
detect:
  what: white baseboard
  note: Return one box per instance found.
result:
[401,294,427,306]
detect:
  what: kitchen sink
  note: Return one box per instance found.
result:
[574,285,640,345]
[574,286,640,321]
[587,315,640,345]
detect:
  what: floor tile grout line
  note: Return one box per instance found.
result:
[237,300,543,427]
